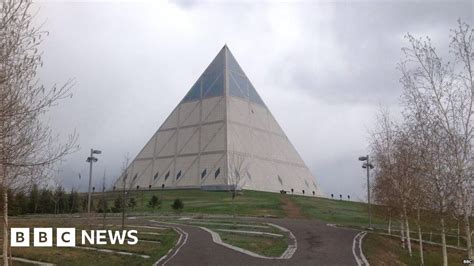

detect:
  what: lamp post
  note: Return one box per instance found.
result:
[86,148,101,214]
[359,155,374,229]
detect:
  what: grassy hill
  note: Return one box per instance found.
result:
[97,189,380,227]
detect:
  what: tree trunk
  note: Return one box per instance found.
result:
[441,217,448,266]
[417,208,424,265]
[400,214,406,249]
[405,214,412,256]
[388,215,392,235]
[403,204,412,256]
[464,212,473,259]
[232,191,236,226]
[458,222,460,247]
[3,182,9,266]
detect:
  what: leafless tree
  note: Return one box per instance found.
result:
[370,110,419,257]
[228,151,249,221]
[119,154,131,229]
[399,20,473,264]
[0,1,77,264]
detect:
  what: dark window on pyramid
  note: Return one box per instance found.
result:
[165,171,170,180]
[154,172,159,180]
[176,170,182,179]
[201,169,207,179]
[133,174,138,180]
[277,175,283,185]
[215,168,220,178]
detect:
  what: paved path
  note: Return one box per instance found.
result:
[10,216,362,265]
[137,218,360,266]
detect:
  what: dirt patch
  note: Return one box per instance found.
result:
[281,196,304,219]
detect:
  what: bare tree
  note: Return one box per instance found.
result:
[370,111,419,256]
[101,169,107,227]
[0,1,77,264]
[449,20,474,259]
[399,20,473,264]
[119,154,131,229]
[228,151,249,221]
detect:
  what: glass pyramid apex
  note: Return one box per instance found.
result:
[181,45,265,106]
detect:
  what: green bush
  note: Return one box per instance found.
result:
[171,198,184,212]
[148,195,161,209]
[128,198,137,209]
[111,196,124,213]
[97,198,108,213]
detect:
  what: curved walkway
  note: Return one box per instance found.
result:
[136,218,360,266]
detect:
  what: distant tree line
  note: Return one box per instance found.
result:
[0,184,171,216]
[0,184,82,215]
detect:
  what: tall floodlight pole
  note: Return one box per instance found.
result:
[359,155,374,229]
[86,148,102,214]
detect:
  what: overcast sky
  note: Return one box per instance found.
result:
[33,0,472,200]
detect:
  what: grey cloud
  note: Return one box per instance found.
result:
[32,1,472,200]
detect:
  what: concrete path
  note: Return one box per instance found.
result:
[8,216,363,265]
[141,218,360,266]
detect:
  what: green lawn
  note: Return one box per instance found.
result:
[219,231,288,257]
[1,218,179,265]
[97,189,285,217]
[363,233,467,265]
[289,194,385,227]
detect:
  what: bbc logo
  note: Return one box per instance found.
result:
[11,228,75,247]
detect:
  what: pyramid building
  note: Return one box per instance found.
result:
[114,46,322,196]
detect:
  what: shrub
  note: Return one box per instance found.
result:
[111,196,124,213]
[97,198,108,213]
[171,198,184,212]
[128,198,137,209]
[148,195,161,209]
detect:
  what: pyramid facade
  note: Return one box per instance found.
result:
[114,46,322,196]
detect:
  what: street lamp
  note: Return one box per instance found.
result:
[359,155,374,229]
[86,148,102,214]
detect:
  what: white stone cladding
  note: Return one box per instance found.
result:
[113,46,322,196]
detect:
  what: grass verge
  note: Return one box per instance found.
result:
[0,218,179,265]
[363,233,467,265]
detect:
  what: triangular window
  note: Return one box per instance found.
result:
[203,72,224,98]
